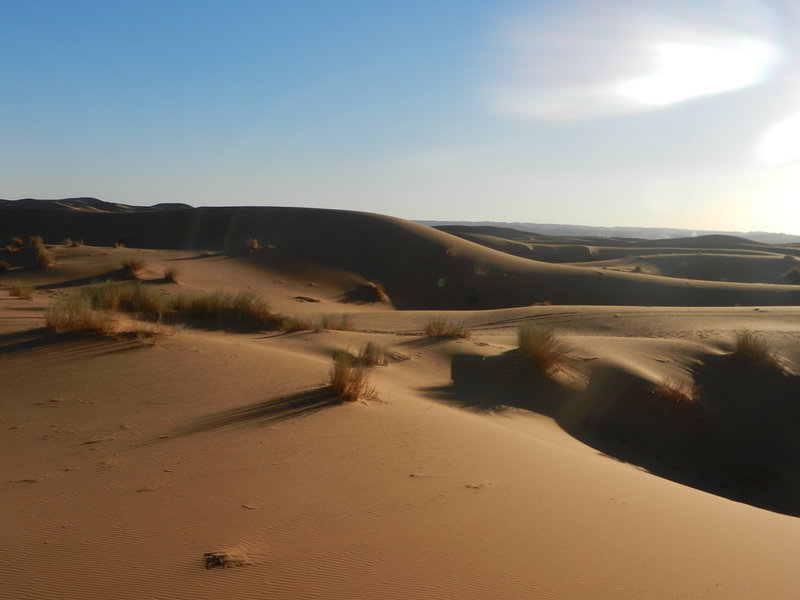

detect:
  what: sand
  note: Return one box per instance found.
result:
[2,202,800,599]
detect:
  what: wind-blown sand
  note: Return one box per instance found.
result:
[2,202,800,599]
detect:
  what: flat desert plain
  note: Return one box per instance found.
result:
[2,201,800,600]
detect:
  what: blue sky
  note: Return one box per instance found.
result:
[2,0,800,234]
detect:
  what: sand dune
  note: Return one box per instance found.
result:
[3,202,800,599]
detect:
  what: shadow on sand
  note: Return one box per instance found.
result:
[168,387,340,439]
[423,351,800,517]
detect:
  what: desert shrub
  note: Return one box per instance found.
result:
[80,281,169,318]
[35,246,55,268]
[5,244,17,254]
[0,261,10,272]
[28,235,43,247]
[329,354,372,402]
[9,237,23,248]
[730,330,782,370]
[247,238,259,251]
[45,296,115,334]
[319,314,353,331]
[122,259,145,279]
[172,290,277,326]
[281,316,314,332]
[423,317,470,339]
[642,378,696,407]
[8,282,34,299]
[114,240,125,248]
[359,341,387,366]
[517,323,567,377]
[163,267,180,283]
[65,238,84,248]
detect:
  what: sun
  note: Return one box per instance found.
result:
[757,112,800,165]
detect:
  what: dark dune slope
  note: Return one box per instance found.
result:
[2,204,799,309]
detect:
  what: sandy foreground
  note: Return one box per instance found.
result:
[2,204,800,599]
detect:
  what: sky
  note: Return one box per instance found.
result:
[2,0,800,234]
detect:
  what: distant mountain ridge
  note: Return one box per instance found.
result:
[417,220,800,245]
[0,197,192,212]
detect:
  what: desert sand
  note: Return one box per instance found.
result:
[2,200,800,599]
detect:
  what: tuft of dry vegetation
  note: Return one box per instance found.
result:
[163,266,181,283]
[642,378,696,407]
[80,281,170,318]
[329,354,373,403]
[423,317,470,339]
[122,259,146,279]
[247,238,259,251]
[172,290,279,327]
[0,261,10,272]
[8,281,35,299]
[359,341,387,366]
[9,236,23,248]
[319,314,353,331]
[35,246,55,268]
[28,235,44,247]
[517,323,567,377]
[45,296,116,334]
[280,316,314,332]
[5,244,17,254]
[730,330,783,370]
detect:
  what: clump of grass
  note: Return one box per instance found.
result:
[281,316,314,332]
[247,238,259,251]
[730,330,782,370]
[114,240,125,248]
[642,378,696,407]
[5,244,18,254]
[9,281,35,299]
[122,259,145,279]
[517,323,567,377]
[359,341,387,366]
[172,290,278,327]
[163,267,181,283]
[45,296,116,334]
[319,314,353,331]
[0,261,10,272]
[423,317,470,339]
[9,237,23,248]
[65,238,84,248]
[28,235,44,247]
[329,354,372,403]
[81,281,170,319]
[35,246,55,268]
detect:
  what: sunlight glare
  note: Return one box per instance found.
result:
[618,40,779,105]
[757,112,800,165]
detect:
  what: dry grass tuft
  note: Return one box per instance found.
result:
[280,316,315,332]
[163,267,181,283]
[70,239,84,248]
[642,378,696,407]
[172,290,279,327]
[247,238,259,251]
[122,259,145,279]
[0,261,10,272]
[319,314,353,331]
[517,323,567,377]
[9,281,35,299]
[28,235,44,247]
[730,330,783,370]
[5,244,18,254]
[329,355,373,402]
[359,341,387,366]
[423,317,470,339]
[35,246,55,268]
[9,237,23,248]
[45,297,116,334]
[81,281,170,318]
